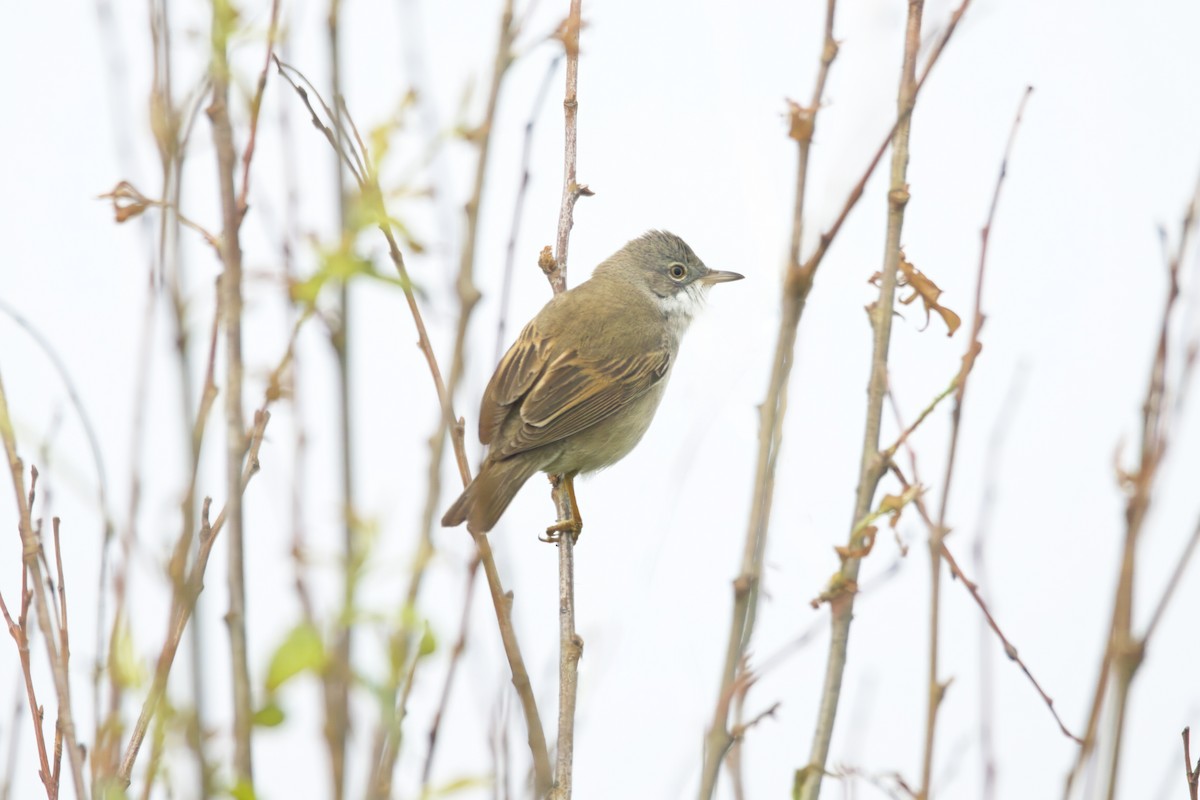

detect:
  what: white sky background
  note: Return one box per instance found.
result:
[2,1,1200,799]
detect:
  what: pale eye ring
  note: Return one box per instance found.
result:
[668,263,687,280]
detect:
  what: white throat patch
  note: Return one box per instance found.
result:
[656,284,706,337]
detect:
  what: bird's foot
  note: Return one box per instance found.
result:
[540,518,582,545]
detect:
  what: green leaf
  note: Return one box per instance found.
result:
[96,779,131,800]
[420,775,491,799]
[265,623,326,692]
[253,700,286,728]
[110,616,147,689]
[419,623,437,657]
[228,778,257,800]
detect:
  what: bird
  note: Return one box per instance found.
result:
[441,230,742,539]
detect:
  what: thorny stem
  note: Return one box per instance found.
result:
[700,2,839,797]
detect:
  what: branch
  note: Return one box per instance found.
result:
[273,57,551,792]
[1066,163,1200,800]
[1184,727,1199,800]
[207,2,254,784]
[543,1,591,294]
[497,54,563,365]
[548,4,585,798]
[917,85,1034,799]
[700,4,839,797]
[390,5,520,788]
[0,382,89,800]
[797,3,974,797]
[118,408,272,786]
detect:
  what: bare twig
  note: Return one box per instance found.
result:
[118,409,272,785]
[1066,167,1200,800]
[0,382,88,800]
[236,0,282,219]
[117,310,298,785]
[379,8,521,791]
[916,86,1033,799]
[544,1,591,294]
[546,4,586,798]
[273,57,551,791]
[497,54,563,365]
[0,580,53,799]
[421,556,482,786]
[1143,514,1200,642]
[1184,727,1200,800]
[971,366,1027,800]
[326,3,354,796]
[699,6,839,798]
[208,4,254,785]
[796,3,974,797]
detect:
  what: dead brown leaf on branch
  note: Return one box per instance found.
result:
[871,253,962,335]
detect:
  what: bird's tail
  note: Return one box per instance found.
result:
[441,456,541,534]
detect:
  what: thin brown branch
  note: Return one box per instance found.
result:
[0,410,88,799]
[1143,514,1200,642]
[800,3,926,797]
[117,309,294,788]
[326,5,354,796]
[0,587,54,799]
[208,5,254,785]
[700,5,839,797]
[379,8,520,790]
[118,409,271,786]
[497,54,562,365]
[1184,727,1200,800]
[1066,167,1200,800]
[796,3,975,797]
[547,4,585,798]
[421,555,482,787]
[236,0,282,218]
[273,58,550,791]
[917,85,1033,800]
[970,366,1027,800]
[544,0,591,294]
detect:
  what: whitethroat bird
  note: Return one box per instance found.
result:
[441,230,743,540]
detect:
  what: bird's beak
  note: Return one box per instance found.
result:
[700,269,745,285]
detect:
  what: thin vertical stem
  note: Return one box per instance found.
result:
[326,3,352,797]
[549,3,585,797]
[208,0,253,785]
[799,3,926,797]
[700,4,838,797]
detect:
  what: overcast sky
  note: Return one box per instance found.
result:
[2,1,1200,799]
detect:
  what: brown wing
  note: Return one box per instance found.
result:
[479,320,550,445]
[480,319,671,458]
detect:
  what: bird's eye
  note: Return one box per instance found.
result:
[668,263,687,280]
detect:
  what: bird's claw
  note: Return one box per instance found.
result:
[540,519,582,545]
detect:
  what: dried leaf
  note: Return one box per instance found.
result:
[835,526,877,561]
[786,98,815,143]
[878,484,922,529]
[99,181,151,224]
[538,245,557,275]
[897,255,961,335]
